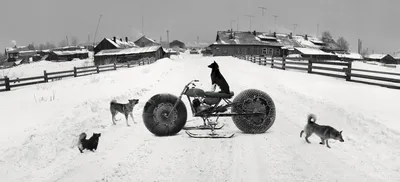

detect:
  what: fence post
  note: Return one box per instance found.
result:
[44,70,48,82]
[345,61,352,81]
[96,65,100,73]
[4,76,10,91]
[271,57,274,68]
[73,67,77,77]
[307,60,312,73]
[282,57,286,70]
[113,63,117,70]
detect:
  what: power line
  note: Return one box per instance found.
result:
[273,15,278,32]
[258,7,267,29]
[244,14,254,31]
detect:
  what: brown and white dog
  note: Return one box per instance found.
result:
[110,99,139,126]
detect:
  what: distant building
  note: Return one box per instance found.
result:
[365,54,399,64]
[94,45,165,65]
[4,45,30,62]
[94,37,137,54]
[209,30,283,56]
[169,40,186,49]
[292,47,339,60]
[134,36,160,47]
[46,49,90,61]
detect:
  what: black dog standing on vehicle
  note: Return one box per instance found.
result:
[77,132,101,153]
[208,61,230,94]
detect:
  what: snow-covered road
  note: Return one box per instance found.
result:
[1,54,399,182]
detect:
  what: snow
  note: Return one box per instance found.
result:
[1,52,400,181]
[366,54,387,60]
[335,52,363,60]
[295,47,335,56]
[53,49,90,56]
[0,59,94,79]
[95,46,161,56]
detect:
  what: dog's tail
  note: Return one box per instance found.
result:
[307,114,317,124]
[78,132,87,143]
[110,99,117,104]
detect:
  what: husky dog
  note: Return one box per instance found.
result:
[110,99,139,126]
[300,114,344,148]
[77,132,101,153]
[208,61,230,94]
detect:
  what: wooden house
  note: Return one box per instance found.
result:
[94,37,137,54]
[94,45,165,65]
[134,36,160,47]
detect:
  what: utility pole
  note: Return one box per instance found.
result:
[273,15,278,33]
[293,24,298,35]
[197,36,200,48]
[93,14,102,46]
[166,30,169,49]
[66,36,69,46]
[237,15,239,31]
[317,24,319,37]
[230,20,236,30]
[244,14,254,31]
[142,16,144,35]
[258,7,267,30]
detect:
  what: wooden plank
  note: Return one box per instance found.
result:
[76,65,96,70]
[311,71,346,79]
[9,75,44,82]
[0,78,5,81]
[77,73,96,77]
[350,68,400,76]
[0,83,5,87]
[348,80,400,90]
[98,64,115,69]
[48,74,74,80]
[99,68,115,73]
[285,61,308,66]
[273,62,283,66]
[47,70,74,75]
[284,66,308,71]
[349,73,400,83]
[10,80,47,88]
[310,61,349,66]
[312,66,344,72]
[272,65,284,70]
[77,69,97,74]
[0,89,6,92]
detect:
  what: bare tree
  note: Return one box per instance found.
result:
[337,37,349,51]
[58,40,68,47]
[45,42,56,49]
[71,36,79,46]
[27,43,35,50]
[321,31,333,40]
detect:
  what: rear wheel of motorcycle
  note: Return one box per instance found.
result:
[142,93,187,136]
[231,89,276,134]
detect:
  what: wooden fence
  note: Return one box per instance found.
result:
[235,55,400,90]
[0,58,155,92]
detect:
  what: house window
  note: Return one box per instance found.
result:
[269,48,273,55]
[262,48,267,55]
[276,49,281,56]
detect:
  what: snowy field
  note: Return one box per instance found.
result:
[0,53,400,181]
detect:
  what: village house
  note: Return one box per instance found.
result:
[365,54,399,64]
[94,37,137,54]
[94,45,165,65]
[134,35,160,47]
[4,45,30,62]
[209,30,283,56]
[169,40,186,49]
[46,49,89,61]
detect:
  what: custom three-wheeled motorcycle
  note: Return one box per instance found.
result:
[142,80,276,138]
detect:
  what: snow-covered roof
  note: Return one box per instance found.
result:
[295,47,335,56]
[335,52,363,60]
[287,54,302,58]
[53,49,90,56]
[292,36,322,49]
[5,46,29,53]
[105,38,137,49]
[95,45,162,56]
[365,54,387,60]
[211,31,282,47]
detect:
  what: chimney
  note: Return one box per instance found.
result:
[289,32,293,39]
[113,37,116,42]
[305,34,308,40]
[120,38,123,42]
[253,30,256,36]
[273,32,276,37]
[125,37,128,42]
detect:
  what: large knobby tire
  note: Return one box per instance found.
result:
[231,89,276,134]
[142,94,187,136]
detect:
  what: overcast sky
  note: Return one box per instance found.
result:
[1,0,399,54]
